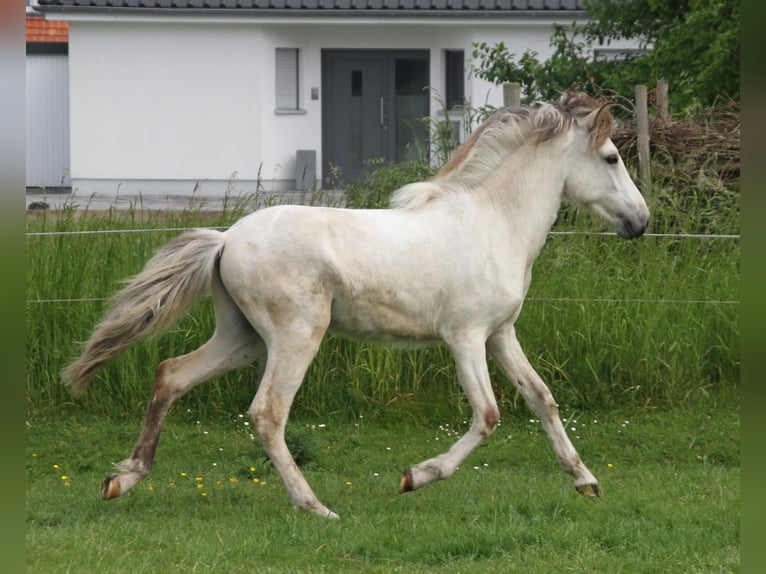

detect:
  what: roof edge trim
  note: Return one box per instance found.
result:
[36,6,588,20]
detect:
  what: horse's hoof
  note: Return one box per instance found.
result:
[102,474,122,500]
[300,500,340,519]
[399,469,414,493]
[575,483,600,498]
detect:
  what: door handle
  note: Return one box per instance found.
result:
[379,97,386,127]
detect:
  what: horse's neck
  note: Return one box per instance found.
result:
[479,148,565,255]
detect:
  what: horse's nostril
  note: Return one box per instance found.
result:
[617,217,647,239]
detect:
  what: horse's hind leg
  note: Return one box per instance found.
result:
[487,324,599,497]
[102,272,263,500]
[245,313,336,518]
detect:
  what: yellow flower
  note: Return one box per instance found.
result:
[345,481,352,486]
[195,476,203,482]
[229,477,238,484]
[252,478,260,484]
[180,472,187,477]
[148,485,155,492]
[61,475,69,481]
[201,492,208,497]
[197,483,204,489]
[607,463,614,468]
[168,482,176,487]
[53,464,59,470]
[249,466,256,472]
[63,481,71,488]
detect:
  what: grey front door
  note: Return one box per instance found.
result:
[322,50,429,184]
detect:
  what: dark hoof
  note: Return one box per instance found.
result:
[399,469,414,493]
[575,483,600,498]
[102,474,120,500]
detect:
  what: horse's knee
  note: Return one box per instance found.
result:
[248,404,268,438]
[481,405,500,438]
[249,401,283,444]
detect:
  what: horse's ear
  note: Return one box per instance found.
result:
[583,103,613,129]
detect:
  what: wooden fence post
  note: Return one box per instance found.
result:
[656,79,669,120]
[503,82,521,107]
[635,84,652,196]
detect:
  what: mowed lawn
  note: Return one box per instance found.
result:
[26,407,739,573]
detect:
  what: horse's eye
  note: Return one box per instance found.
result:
[605,154,619,165]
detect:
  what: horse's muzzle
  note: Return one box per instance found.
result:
[617,213,649,239]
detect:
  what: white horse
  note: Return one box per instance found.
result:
[63,92,649,519]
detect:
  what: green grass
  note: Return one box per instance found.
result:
[26,408,739,572]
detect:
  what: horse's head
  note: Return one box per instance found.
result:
[560,99,650,239]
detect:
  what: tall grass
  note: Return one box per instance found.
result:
[26,149,739,422]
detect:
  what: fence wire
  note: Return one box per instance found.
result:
[26,228,740,240]
[26,296,739,305]
[26,226,740,306]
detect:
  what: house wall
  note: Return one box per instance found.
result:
[69,22,267,196]
[66,18,588,197]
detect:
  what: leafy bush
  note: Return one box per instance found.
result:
[472,0,739,111]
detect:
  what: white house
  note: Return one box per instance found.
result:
[33,0,608,197]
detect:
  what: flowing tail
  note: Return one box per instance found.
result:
[62,228,226,396]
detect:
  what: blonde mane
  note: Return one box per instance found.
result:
[390,92,613,209]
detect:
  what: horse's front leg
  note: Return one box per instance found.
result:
[400,336,500,492]
[487,324,599,497]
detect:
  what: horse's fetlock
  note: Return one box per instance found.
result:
[115,457,149,476]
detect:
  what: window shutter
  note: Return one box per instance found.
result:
[275,48,299,110]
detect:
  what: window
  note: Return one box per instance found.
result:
[275,48,300,112]
[444,50,465,110]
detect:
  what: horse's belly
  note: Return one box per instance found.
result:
[329,296,438,346]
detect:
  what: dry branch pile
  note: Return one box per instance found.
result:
[612,99,740,187]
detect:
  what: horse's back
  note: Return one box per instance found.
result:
[223,203,438,272]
